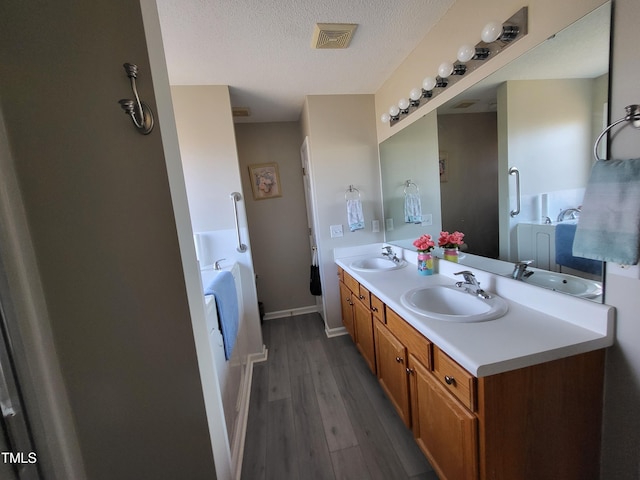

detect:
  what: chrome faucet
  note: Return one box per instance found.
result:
[557,207,581,223]
[454,270,491,299]
[214,258,226,270]
[511,260,534,280]
[382,246,401,263]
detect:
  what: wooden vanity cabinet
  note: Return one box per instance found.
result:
[338,268,605,480]
[338,280,356,341]
[338,269,377,374]
[374,320,411,427]
[410,354,478,480]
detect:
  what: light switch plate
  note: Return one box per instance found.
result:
[372,220,380,232]
[421,213,433,226]
[330,224,343,238]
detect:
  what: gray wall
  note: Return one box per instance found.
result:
[0,2,216,479]
[235,122,317,314]
[438,112,499,258]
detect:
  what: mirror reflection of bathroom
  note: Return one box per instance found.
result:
[381,2,611,302]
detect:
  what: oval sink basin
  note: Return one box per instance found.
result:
[522,271,602,298]
[400,285,508,323]
[350,256,408,272]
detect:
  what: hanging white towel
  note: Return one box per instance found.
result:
[404,193,423,223]
[573,158,640,265]
[347,199,365,232]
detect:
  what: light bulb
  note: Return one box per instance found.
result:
[381,113,390,123]
[481,21,503,43]
[409,88,422,101]
[398,98,410,110]
[457,44,475,63]
[389,105,400,117]
[438,62,454,78]
[422,76,437,91]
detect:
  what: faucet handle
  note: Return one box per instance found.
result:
[382,246,393,253]
[515,260,533,266]
[454,270,474,277]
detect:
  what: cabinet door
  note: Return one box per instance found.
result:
[353,297,376,374]
[412,358,478,480]
[339,281,355,341]
[374,321,410,427]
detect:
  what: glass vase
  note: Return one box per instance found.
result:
[443,247,459,263]
[417,251,434,275]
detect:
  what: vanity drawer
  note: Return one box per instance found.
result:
[357,284,371,306]
[386,308,431,369]
[337,267,344,282]
[343,271,360,295]
[370,294,385,323]
[433,346,476,411]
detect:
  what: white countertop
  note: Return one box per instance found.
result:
[335,247,615,377]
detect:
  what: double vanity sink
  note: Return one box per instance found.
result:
[336,244,614,480]
[339,246,614,377]
[350,254,509,324]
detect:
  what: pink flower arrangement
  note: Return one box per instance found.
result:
[438,231,465,249]
[413,234,435,252]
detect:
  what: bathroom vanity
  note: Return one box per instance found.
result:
[335,246,614,480]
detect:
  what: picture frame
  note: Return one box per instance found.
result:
[248,162,282,200]
[439,151,449,183]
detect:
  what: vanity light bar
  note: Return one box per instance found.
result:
[382,7,528,126]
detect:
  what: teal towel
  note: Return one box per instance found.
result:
[404,193,423,223]
[573,158,640,265]
[347,199,364,232]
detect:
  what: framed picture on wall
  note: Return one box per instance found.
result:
[439,151,449,183]
[248,162,282,200]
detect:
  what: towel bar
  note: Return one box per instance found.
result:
[593,104,640,161]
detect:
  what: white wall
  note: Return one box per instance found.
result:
[380,111,442,244]
[600,0,640,477]
[302,95,384,331]
[499,79,594,261]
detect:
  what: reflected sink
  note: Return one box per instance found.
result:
[401,285,508,323]
[522,271,602,298]
[350,256,408,272]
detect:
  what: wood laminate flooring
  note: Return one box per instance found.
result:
[241,313,438,480]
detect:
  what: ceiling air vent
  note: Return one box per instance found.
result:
[232,107,251,118]
[312,23,358,49]
[453,100,479,109]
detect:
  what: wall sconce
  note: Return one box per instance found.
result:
[118,63,154,135]
[383,7,527,126]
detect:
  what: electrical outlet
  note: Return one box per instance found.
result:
[372,220,380,232]
[330,224,343,238]
[421,214,433,226]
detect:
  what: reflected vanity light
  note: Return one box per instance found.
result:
[383,7,527,126]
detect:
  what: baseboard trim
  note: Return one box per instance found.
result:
[231,344,268,480]
[263,304,319,321]
[325,325,348,338]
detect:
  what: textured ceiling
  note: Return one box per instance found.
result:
[156,0,455,123]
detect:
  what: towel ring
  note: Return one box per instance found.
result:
[345,185,361,200]
[593,104,640,161]
[403,180,420,195]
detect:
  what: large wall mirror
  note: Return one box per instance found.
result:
[381,2,611,303]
